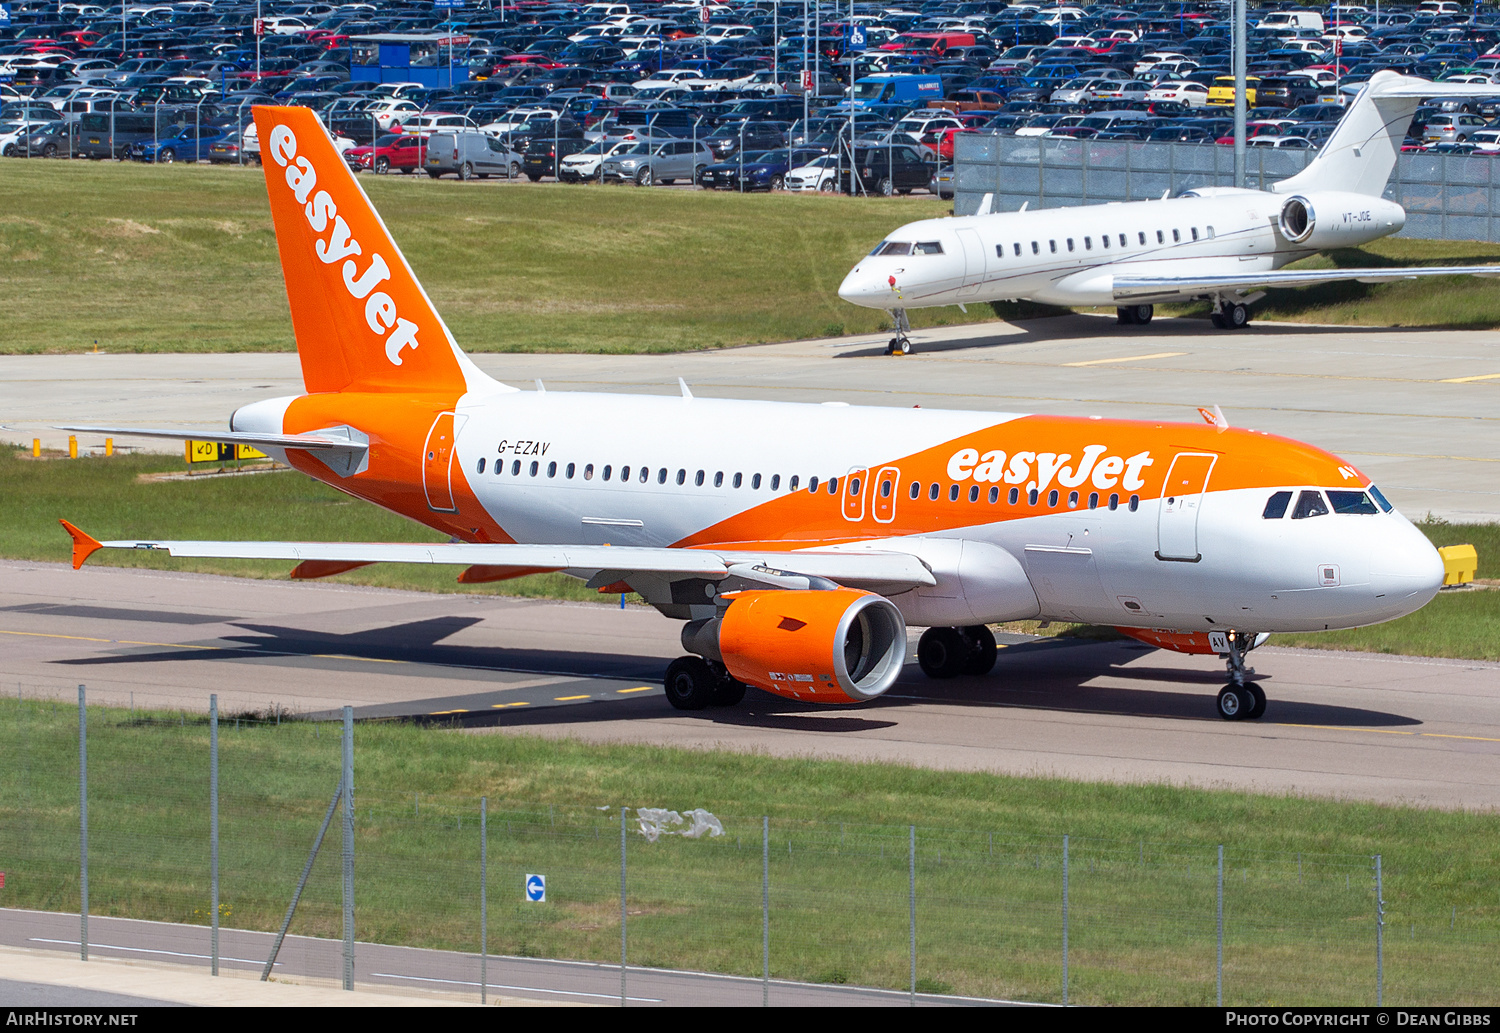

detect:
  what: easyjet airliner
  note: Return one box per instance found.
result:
[61,105,1444,722]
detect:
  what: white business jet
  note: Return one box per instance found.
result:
[839,72,1500,353]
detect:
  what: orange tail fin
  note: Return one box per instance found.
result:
[253,105,475,396]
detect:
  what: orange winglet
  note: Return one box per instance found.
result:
[59,519,103,570]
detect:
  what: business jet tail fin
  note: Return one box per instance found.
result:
[1273,72,1500,198]
[252,105,490,396]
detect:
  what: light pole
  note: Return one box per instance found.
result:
[1233,0,1245,187]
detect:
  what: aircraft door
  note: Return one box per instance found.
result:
[422,412,463,513]
[842,467,868,522]
[872,466,900,523]
[955,227,986,295]
[1156,452,1217,561]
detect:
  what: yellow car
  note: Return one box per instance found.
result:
[1207,75,1260,106]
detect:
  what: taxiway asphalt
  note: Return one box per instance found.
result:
[3,561,1497,810]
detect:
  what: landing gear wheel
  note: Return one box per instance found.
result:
[711,676,747,707]
[918,627,970,679]
[1226,303,1249,328]
[1244,683,1267,720]
[1216,684,1252,721]
[1132,304,1153,324]
[1210,312,1227,329]
[961,625,998,676]
[885,337,911,355]
[1117,305,1138,325]
[664,656,716,711]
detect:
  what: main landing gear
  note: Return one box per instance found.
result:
[664,655,748,711]
[1210,297,1251,330]
[917,625,998,679]
[1215,631,1267,721]
[885,307,913,355]
[1116,304,1154,325]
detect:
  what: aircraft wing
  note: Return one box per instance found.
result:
[58,522,938,593]
[1112,264,1500,301]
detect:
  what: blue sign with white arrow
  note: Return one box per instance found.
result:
[525,873,546,902]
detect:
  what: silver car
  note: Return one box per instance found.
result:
[600,138,714,186]
[424,131,523,180]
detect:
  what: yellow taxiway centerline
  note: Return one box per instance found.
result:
[1062,351,1188,367]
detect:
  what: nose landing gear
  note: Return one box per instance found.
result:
[885,307,913,355]
[1216,630,1267,720]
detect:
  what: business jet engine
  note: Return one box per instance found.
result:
[1277,192,1405,248]
[681,588,907,704]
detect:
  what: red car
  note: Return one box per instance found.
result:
[345,133,428,174]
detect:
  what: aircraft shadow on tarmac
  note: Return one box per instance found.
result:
[833,312,1428,359]
[52,615,668,683]
[53,618,1420,730]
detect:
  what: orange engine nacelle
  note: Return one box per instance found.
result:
[685,589,908,704]
[1116,628,1220,654]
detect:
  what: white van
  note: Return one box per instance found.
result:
[1256,10,1325,33]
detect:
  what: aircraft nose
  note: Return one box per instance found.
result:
[1370,521,1445,613]
[837,265,883,308]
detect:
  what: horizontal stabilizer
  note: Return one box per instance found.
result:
[1113,264,1500,301]
[54,425,368,453]
[58,528,940,592]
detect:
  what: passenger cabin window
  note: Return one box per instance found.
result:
[996,245,1006,258]
[1191,227,1199,241]
[1328,490,1379,515]
[1157,230,1164,243]
[1172,229,1180,242]
[1139,232,1147,245]
[477,458,486,474]
[1291,490,1329,519]
[1119,234,1127,247]
[1067,238,1075,252]
[1263,491,1292,519]
[1013,242,1022,256]
[1206,226,1215,239]
[1049,240,1057,253]
[1101,234,1109,248]
[1031,241,1039,254]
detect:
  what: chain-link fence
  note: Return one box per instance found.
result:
[3,688,1497,1005]
[955,134,1500,243]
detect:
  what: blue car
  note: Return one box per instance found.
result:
[129,123,235,163]
[698,147,825,191]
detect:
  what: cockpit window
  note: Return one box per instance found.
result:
[1291,490,1329,519]
[1327,490,1379,515]
[873,240,912,256]
[1262,490,1292,519]
[914,241,944,255]
[1368,485,1393,513]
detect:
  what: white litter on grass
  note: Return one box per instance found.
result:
[635,807,724,842]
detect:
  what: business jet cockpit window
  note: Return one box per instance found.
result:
[873,241,912,255]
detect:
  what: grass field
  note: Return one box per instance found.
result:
[3,698,1497,1005]
[2,445,1495,661]
[8,161,1500,357]
[0,159,952,354]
